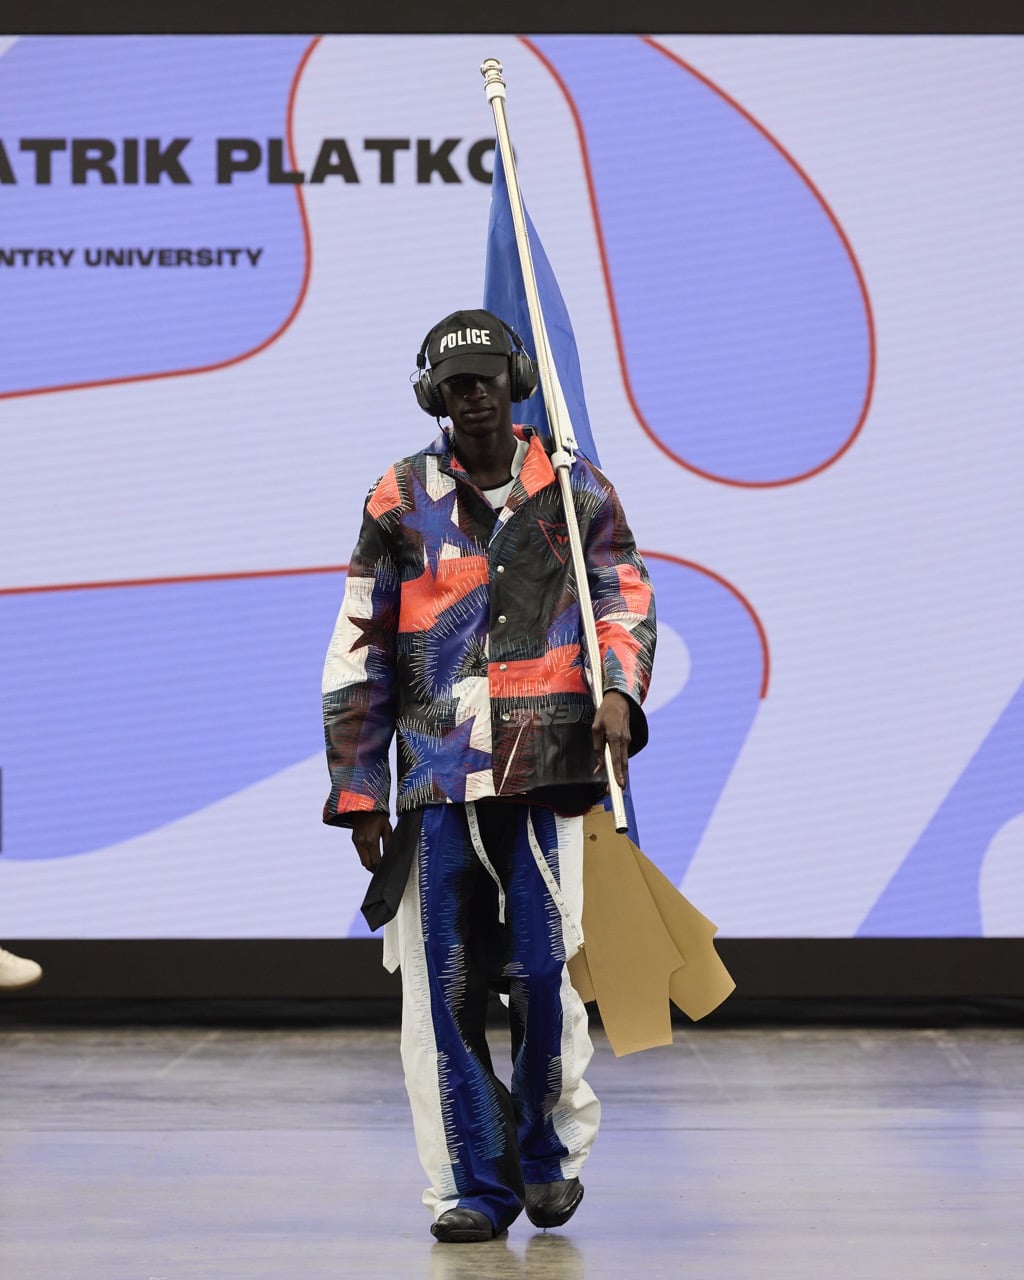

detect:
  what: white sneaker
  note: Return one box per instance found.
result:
[0,947,43,990]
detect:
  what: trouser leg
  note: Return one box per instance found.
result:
[394,804,524,1233]
[476,803,601,1185]
[508,966,599,1183]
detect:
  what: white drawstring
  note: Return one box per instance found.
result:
[465,801,507,925]
[465,803,583,951]
[526,813,585,953]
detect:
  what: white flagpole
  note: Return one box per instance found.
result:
[481,57,629,833]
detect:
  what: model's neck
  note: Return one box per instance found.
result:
[453,429,518,489]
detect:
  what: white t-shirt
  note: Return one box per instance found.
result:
[480,438,529,509]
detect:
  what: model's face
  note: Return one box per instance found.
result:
[440,368,514,442]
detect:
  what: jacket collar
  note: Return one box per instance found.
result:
[426,427,556,536]
[429,426,556,498]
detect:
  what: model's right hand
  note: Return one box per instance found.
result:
[350,812,393,873]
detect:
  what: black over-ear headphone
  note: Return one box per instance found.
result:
[413,318,539,417]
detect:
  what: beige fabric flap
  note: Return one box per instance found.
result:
[568,807,736,1055]
[631,842,737,1022]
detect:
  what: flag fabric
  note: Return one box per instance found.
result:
[483,143,643,841]
[483,147,601,467]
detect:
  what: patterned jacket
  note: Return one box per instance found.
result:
[322,427,656,825]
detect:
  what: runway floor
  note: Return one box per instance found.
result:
[0,1020,1020,1279]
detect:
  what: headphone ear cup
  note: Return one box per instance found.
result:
[508,350,538,402]
[414,369,446,417]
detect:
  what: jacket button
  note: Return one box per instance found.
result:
[497,614,507,624]
[496,565,505,574]
[499,663,507,671]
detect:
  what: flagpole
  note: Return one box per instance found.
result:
[481,57,629,833]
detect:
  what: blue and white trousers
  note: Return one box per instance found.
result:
[382,800,600,1233]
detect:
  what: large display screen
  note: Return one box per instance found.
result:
[1,35,1021,938]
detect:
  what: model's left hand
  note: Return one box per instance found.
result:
[592,690,631,788]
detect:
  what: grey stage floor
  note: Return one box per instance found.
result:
[0,1022,1020,1279]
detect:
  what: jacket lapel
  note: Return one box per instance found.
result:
[490,431,557,537]
[433,428,558,542]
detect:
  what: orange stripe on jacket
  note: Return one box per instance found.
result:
[399,556,490,633]
[367,466,402,519]
[615,563,654,618]
[597,619,643,690]
[489,644,588,699]
[334,790,376,814]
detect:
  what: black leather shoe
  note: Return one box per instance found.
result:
[524,1178,584,1228]
[430,1208,495,1243]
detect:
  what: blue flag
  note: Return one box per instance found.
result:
[484,145,642,840]
[483,147,601,467]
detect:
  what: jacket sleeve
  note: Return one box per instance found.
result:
[580,463,657,755]
[321,484,400,827]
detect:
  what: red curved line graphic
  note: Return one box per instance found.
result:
[0,37,322,404]
[0,563,347,597]
[642,548,770,699]
[520,35,877,490]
